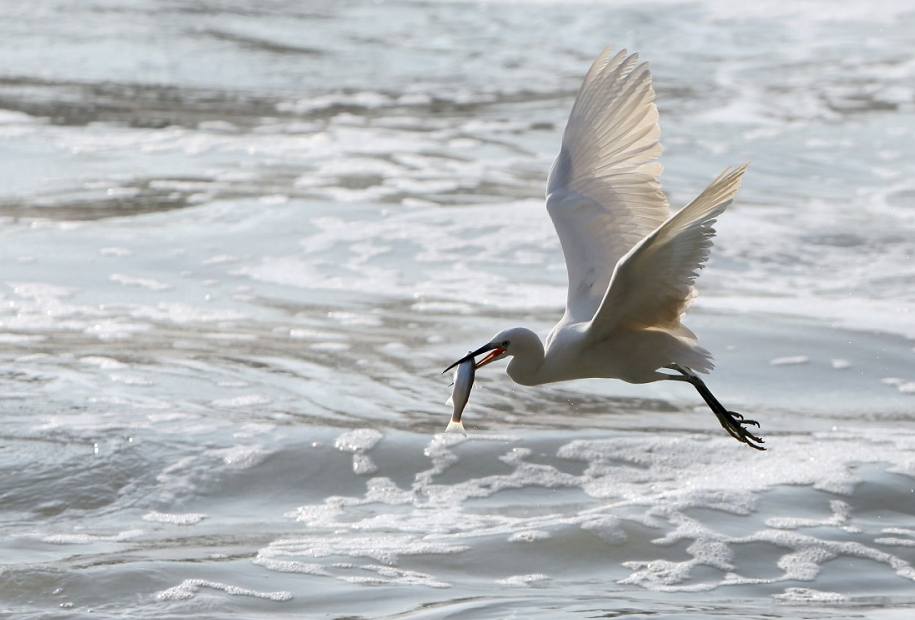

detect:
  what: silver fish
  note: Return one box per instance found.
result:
[445,353,475,435]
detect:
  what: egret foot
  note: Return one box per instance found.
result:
[666,364,766,451]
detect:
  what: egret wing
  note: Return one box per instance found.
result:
[590,164,749,338]
[546,48,670,322]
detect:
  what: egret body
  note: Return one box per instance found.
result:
[444,47,764,450]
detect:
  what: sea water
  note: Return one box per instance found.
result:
[1,0,915,618]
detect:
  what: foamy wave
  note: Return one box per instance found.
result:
[497,573,551,587]
[335,428,384,475]
[43,529,144,545]
[143,511,208,526]
[256,428,915,599]
[156,579,291,602]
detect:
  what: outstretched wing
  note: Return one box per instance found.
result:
[589,164,749,338]
[546,47,670,323]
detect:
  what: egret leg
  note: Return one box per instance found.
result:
[665,364,765,451]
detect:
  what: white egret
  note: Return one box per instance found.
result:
[444,47,763,450]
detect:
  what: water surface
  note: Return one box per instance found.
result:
[2,1,915,618]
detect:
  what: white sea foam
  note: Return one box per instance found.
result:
[508,530,552,543]
[766,500,859,532]
[156,579,292,602]
[340,564,451,588]
[0,110,42,125]
[251,557,331,576]
[143,511,208,525]
[260,428,915,598]
[773,587,849,603]
[288,328,348,341]
[769,355,810,367]
[334,428,383,453]
[334,429,385,475]
[351,453,378,476]
[882,377,915,395]
[109,273,173,291]
[203,332,257,341]
[43,529,144,545]
[128,302,248,324]
[580,516,628,545]
[212,445,270,469]
[211,395,271,408]
[497,573,551,587]
[99,246,133,257]
[258,533,467,566]
[84,320,153,340]
[79,356,128,369]
[875,537,915,547]
[309,341,350,352]
[0,333,46,343]
[109,373,155,386]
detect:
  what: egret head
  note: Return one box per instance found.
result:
[442,328,528,374]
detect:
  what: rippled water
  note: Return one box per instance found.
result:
[2,0,915,618]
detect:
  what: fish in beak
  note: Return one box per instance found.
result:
[445,353,475,435]
[443,342,506,374]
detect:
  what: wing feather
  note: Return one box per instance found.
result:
[589,164,749,337]
[546,47,670,322]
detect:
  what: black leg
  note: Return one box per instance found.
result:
[666,364,765,451]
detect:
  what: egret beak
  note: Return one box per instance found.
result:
[442,343,502,374]
[474,346,506,369]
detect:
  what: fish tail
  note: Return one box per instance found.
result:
[446,420,466,436]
